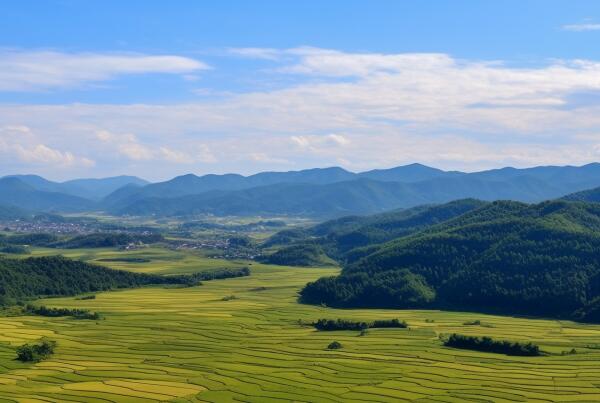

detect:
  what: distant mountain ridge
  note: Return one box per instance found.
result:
[3,175,148,200]
[3,163,600,216]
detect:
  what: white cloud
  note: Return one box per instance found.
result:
[0,50,209,91]
[3,48,600,178]
[562,23,600,32]
[96,129,213,164]
[0,126,94,168]
[228,47,281,60]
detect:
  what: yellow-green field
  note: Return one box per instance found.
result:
[2,251,600,401]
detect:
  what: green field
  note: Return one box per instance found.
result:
[2,251,600,401]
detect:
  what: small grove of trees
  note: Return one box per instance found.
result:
[443,334,541,356]
[16,339,56,362]
[25,304,101,320]
[313,318,407,331]
[327,341,342,350]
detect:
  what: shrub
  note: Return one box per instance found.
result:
[314,318,408,331]
[327,341,342,350]
[443,334,541,356]
[16,339,56,362]
[75,295,96,300]
[25,305,101,320]
[314,319,369,331]
[371,319,408,328]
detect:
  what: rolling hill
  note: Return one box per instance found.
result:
[0,177,95,212]
[4,163,600,217]
[300,200,600,322]
[4,174,148,200]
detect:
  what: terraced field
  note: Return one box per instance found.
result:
[2,256,600,401]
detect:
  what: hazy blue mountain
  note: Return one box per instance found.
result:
[3,174,148,200]
[0,204,31,220]
[6,163,600,217]
[468,163,600,193]
[103,167,356,205]
[61,175,149,199]
[0,177,95,212]
[359,163,461,182]
[4,175,65,193]
[113,179,425,217]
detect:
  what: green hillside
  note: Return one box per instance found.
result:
[301,200,600,322]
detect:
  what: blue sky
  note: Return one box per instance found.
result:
[1,1,600,180]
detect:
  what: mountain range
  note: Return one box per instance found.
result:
[2,163,600,217]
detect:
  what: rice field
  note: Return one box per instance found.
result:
[2,255,600,401]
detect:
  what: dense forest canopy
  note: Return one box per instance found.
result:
[0,256,249,305]
[300,200,600,322]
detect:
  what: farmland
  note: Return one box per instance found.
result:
[2,250,600,402]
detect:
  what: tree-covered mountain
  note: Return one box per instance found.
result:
[107,164,600,217]
[300,200,600,322]
[5,163,600,217]
[0,177,95,212]
[262,199,487,265]
[4,175,148,200]
[563,186,600,203]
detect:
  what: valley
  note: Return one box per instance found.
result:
[3,255,600,402]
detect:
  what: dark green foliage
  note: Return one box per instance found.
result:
[53,232,163,248]
[0,245,29,254]
[16,339,56,362]
[301,200,600,321]
[327,341,342,350]
[371,319,408,328]
[97,257,150,263]
[263,199,485,264]
[0,256,249,305]
[316,199,486,255]
[563,186,600,203]
[443,334,540,356]
[262,228,310,247]
[463,320,482,326]
[181,267,250,283]
[25,304,101,320]
[259,243,331,267]
[301,269,435,308]
[75,295,96,300]
[314,319,370,331]
[313,318,407,331]
[4,233,58,246]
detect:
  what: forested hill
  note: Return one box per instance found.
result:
[563,186,600,203]
[0,256,248,305]
[262,199,487,264]
[300,200,600,322]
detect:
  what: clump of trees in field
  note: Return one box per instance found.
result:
[25,304,101,320]
[327,341,342,350]
[313,318,407,331]
[0,255,250,306]
[16,339,56,362]
[442,334,541,356]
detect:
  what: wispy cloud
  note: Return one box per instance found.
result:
[562,23,600,32]
[0,50,209,91]
[4,48,600,178]
[0,126,94,168]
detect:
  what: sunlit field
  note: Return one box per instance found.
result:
[2,249,600,402]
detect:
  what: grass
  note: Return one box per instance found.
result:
[26,246,252,275]
[1,249,600,401]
